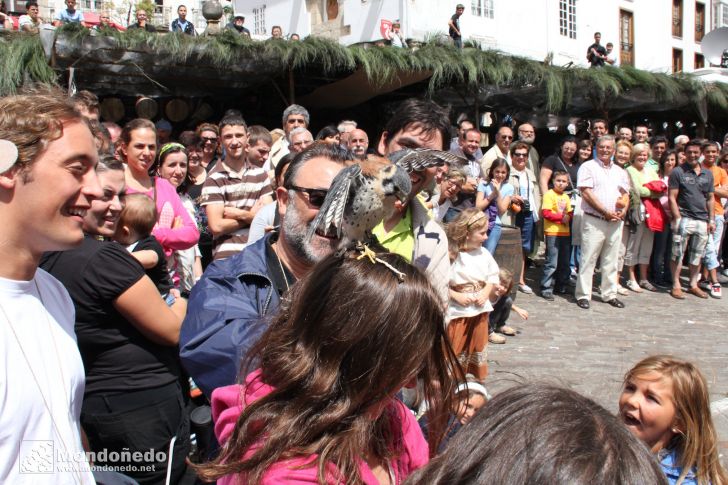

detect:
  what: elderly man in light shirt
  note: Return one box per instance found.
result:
[575,135,630,310]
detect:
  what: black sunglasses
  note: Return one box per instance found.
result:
[288,185,328,208]
[201,137,218,143]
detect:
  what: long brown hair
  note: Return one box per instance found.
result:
[624,356,728,485]
[196,247,462,484]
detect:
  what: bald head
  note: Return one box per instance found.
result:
[517,123,535,144]
[347,128,369,159]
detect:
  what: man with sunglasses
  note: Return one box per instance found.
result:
[200,114,273,260]
[180,143,349,398]
[480,125,514,174]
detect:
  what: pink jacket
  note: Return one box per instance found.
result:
[212,370,430,484]
[126,177,199,255]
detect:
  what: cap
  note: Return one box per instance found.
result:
[155,119,172,131]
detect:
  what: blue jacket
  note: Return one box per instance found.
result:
[660,447,698,485]
[179,235,280,398]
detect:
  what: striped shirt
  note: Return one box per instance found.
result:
[200,162,272,259]
[577,158,629,217]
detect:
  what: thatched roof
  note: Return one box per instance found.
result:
[3,24,728,123]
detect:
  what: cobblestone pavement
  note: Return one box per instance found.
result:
[486,266,728,458]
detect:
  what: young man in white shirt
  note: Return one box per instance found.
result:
[0,88,101,484]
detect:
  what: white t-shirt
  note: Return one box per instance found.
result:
[447,247,500,321]
[0,270,94,484]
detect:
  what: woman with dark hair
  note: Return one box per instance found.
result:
[196,247,462,484]
[476,157,513,254]
[154,142,203,291]
[649,149,679,287]
[538,135,579,196]
[404,383,668,485]
[315,125,341,145]
[119,119,199,259]
[40,156,190,484]
[196,122,220,170]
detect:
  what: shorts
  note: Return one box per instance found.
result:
[671,217,709,267]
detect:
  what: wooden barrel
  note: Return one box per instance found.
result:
[165,98,190,122]
[493,226,523,299]
[98,97,124,122]
[135,97,158,119]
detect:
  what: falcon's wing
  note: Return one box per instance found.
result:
[306,163,362,241]
[390,148,466,172]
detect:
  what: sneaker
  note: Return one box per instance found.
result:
[639,280,657,292]
[489,332,506,344]
[541,292,554,301]
[710,284,722,299]
[617,285,630,296]
[518,284,533,294]
[497,325,517,336]
[698,279,711,291]
[625,280,643,293]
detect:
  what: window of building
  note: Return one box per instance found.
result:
[471,0,494,19]
[253,4,266,34]
[620,10,634,66]
[713,1,728,28]
[673,48,683,72]
[559,0,576,39]
[672,0,683,37]
[695,2,705,42]
[695,53,705,68]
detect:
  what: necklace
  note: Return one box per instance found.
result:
[272,243,292,293]
[0,279,84,483]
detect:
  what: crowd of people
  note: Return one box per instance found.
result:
[0,0,298,38]
[1,86,727,485]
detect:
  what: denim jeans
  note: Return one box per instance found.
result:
[489,295,513,333]
[484,223,502,254]
[541,235,571,294]
[650,227,673,284]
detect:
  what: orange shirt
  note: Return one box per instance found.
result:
[705,164,728,216]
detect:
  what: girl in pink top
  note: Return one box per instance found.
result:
[119,119,199,256]
[196,247,463,485]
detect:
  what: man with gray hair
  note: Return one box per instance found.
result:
[337,120,357,146]
[674,134,689,151]
[347,128,369,159]
[288,127,314,154]
[575,134,630,310]
[270,104,311,167]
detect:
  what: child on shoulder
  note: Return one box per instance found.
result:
[540,170,573,300]
[445,208,500,382]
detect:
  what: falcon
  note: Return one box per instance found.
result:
[307,148,464,249]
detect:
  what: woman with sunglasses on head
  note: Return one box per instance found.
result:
[153,141,204,292]
[119,119,199,259]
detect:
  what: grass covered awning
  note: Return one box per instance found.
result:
[3,24,728,122]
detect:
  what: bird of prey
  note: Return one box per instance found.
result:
[307,148,464,249]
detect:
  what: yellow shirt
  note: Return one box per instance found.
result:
[542,189,572,236]
[372,207,414,262]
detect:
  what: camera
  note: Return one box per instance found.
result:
[522,199,531,213]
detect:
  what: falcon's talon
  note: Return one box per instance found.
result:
[355,242,377,264]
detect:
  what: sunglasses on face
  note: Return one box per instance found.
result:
[288,185,328,208]
[201,137,218,144]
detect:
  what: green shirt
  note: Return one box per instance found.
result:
[372,207,415,262]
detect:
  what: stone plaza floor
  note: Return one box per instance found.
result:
[486,267,728,458]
